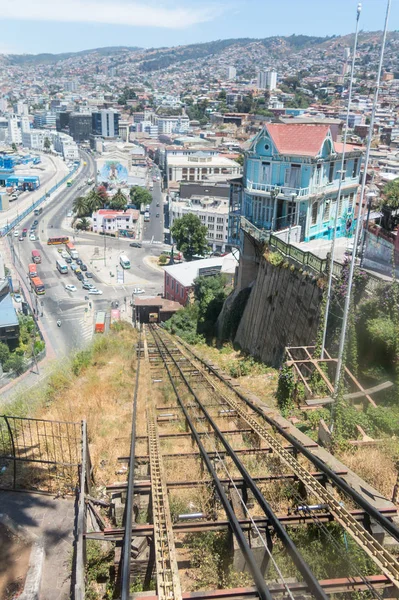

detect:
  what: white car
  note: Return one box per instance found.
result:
[14,294,22,303]
[88,289,103,295]
[65,284,77,292]
[133,287,145,294]
[14,230,19,237]
[61,251,69,259]
[29,234,36,241]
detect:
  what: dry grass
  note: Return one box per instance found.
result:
[37,325,139,487]
[189,342,279,408]
[339,445,397,500]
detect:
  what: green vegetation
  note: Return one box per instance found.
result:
[170,213,208,261]
[381,177,399,210]
[164,274,230,343]
[85,541,115,600]
[72,187,109,218]
[129,186,152,207]
[108,188,127,210]
[76,217,91,231]
[158,254,168,265]
[0,315,44,376]
[43,137,51,151]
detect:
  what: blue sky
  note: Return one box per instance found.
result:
[1,0,398,55]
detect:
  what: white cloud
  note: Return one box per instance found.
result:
[2,0,221,28]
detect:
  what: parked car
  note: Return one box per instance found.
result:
[71,263,78,272]
[156,213,160,218]
[82,282,95,290]
[76,258,83,266]
[88,289,103,295]
[65,256,72,264]
[14,230,19,237]
[129,242,142,248]
[85,272,93,278]
[81,264,87,271]
[65,284,77,292]
[14,294,22,303]
[76,272,84,281]
[57,247,63,254]
[61,251,69,259]
[29,234,36,241]
[133,287,145,294]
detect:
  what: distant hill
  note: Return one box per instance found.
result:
[4,46,143,65]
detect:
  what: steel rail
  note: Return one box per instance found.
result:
[150,327,274,600]
[147,408,182,600]
[175,332,399,541]
[167,331,399,587]
[151,326,329,600]
[120,334,142,600]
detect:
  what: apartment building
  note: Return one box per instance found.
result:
[229,123,362,245]
[92,208,140,234]
[92,109,120,138]
[69,112,92,142]
[257,70,277,91]
[166,151,241,186]
[7,115,21,145]
[152,113,190,135]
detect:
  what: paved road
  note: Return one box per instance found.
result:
[10,152,164,358]
[143,177,164,244]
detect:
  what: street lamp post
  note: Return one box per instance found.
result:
[287,193,297,246]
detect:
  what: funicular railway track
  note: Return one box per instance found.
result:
[115,326,399,600]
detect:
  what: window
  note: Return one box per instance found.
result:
[216,233,223,239]
[182,168,187,174]
[323,200,330,221]
[348,192,354,212]
[176,283,179,294]
[214,168,220,174]
[189,168,195,174]
[217,217,224,223]
[208,216,215,223]
[180,287,184,298]
[328,162,334,183]
[311,201,318,225]
[217,225,223,231]
[171,279,174,290]
[342,160,347,181]
[315,163,322,186]
[352,158,359,178]
[338,195,343,216]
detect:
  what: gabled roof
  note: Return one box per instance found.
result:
[265,124,331,157]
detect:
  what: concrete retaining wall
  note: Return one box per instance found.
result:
[234,255,323,367]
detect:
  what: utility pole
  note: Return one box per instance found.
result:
[334,0,391,395]
[320,2,362,359]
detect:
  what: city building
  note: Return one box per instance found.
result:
[15,101,29,116]
[338,113,364,128]
[52,132,80,160]
[257,70,277,91]
[21,116,30,134]
[56,111,71,132]
[163,253,238,306]
[22,128,47,150]
[92,109,120,138]
[166,151,241,186]
[226,66,237,80]
[92,208,140,236]
[152,114,190,135]
[33,112,56,129]
[229,123,362,245]
[7,115,21,145]
[69,112,92,143]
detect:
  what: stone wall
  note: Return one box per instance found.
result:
[234,255,323,367]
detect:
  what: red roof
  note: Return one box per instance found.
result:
[266,124,330,157]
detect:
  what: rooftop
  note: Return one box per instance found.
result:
[266,123,331,157]
[163,252,238,288]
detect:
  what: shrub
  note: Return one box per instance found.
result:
[4,354,25,375]
[158,254,168,265]
[267,251,284,267]
[71,349,93,376]
[0,342,10,365]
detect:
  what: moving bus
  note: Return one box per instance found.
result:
[119,254,131,269]
[56,259,68,274]
[66,242,79,260]
[110,309,120,325]
[28,263,38,279]
[31,249,41,264]
[144,211,150,222]
[34,207,43,216]
[95,311,106,333]
[31,277,45,295]
[47,236,69,245]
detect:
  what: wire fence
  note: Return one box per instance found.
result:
[0,415,82,493]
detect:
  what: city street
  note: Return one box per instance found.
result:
[143,176,164,244]
[7,151,165,358]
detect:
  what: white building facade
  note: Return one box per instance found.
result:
[170,196,230,252]
[257,70,277,91]
[166,152,241,185]
[7,115,21,145]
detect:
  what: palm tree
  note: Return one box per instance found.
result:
[72,195,89,218]
[109,188,127,210]
[86,188,106,213]
[44,137,51,151]
[76,217,90,231]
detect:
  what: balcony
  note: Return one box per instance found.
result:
[245,177,359,199]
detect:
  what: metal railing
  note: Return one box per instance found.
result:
[245,177,359,199]
[0,162,79,237]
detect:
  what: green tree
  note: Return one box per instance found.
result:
[86,188,106,213]
[130,186,152,207]
[171,213,208,261]
[382,178,399,210]
[76,217,91,231]
[194,274,228,337]
[109,188,127,210]
[72,195,89,218]
[44,137,51,151]
[0,342,10,366]
[236,154,244,167]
